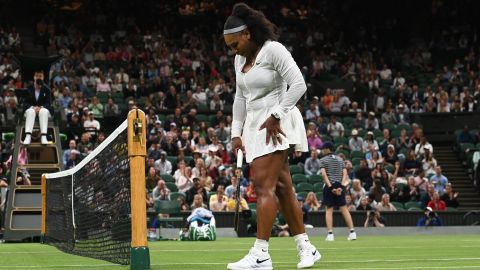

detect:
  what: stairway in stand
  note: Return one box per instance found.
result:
[434,145,480,210]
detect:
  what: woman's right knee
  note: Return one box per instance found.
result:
[25,108,35,116]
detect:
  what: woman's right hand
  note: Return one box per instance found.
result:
[232,137,245,155]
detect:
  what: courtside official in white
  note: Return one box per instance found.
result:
[23,71,51,145]
[224,3,320,269]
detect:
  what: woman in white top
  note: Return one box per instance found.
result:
[223,4,319,270]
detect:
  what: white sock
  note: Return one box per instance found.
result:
[253,239,269,253]
[294,233,311,249]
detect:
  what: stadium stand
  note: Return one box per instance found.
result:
[1,0,480,239]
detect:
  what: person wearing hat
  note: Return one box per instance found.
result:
[319,141,356,242]
[224,3,319,269]
[154,151,172,175]
[363,131,379,152]
[23,70,52,145]
[395,103,410,125]
[365,111,379,131]
[83,110,101,138]
[416,207,442,226]
[348,129,364,152]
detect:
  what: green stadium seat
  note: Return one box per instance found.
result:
[2,132,15,141]
[296,182,314,192]
[166,156,178,165]
[373,129,383,138]
[351,157,363,166]
[404,201,421,210]
[313,182,323,192]
[308,174,323,184]
[165,182,178,192]
[385,164,395,173]
[334,137,348,145]
[445,207,458,212]
[407,207,422,211]
[315,192,323,201]
[350,150,365,159]
[169,192,186,201]
[248,203,257,210]
[59,133,67,142]
[183,156,194,165]
[335,149,350,159]
[196,114,209,122]
[292,174,308,184]
[155,200,184,227]
[391,201,404,210]
[383,123,396,131]
[161,174,175,183]
[289,165,304,175]
[296,191,308,199]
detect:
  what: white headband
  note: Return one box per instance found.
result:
[223,24,247,35]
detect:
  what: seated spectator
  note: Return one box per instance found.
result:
[174,161,194,193]
[225,175,246,199]
[146,167,161,192]
[429,166,448,195]
[303,192,321,212]
[306,128,322,150]
[185,177,208,206]
[356,196,373,211]
[363,132,379,152]
[355,159,373,190]
[365,111,379,131]
[305,102,320,121]
[420,183,435,207]
[378,129,391,155]
[396,128,411,150]
[65,150,80,169]
[369,179,386,203]
[226,190,249,212]
[178,196,190,211]
[154,151,173,175]
[147,143,160,161]
[348,129,364,152]
[345,194,356,212]
[192,85,207,106]
[352,112,365,131]
[205,145,222,176]
[395,104,410,125]
[422,148,437,176]
[62,139,77,166]
[104,97,120,117]
[191,194,208,210]
[304,149,321,175]
[88,96,104,119]
[199,166,213,192]
[427,191,446,211]
[384,144,399,166]
[350,179,366,205]
[315,116,328,135]
[327,115,344,137]
[404,176,421,202]
[403,149,422,176]
[83,111,101,137]
[152,180,171,201]
[209,185,228,211]
[366,146,382,169]
[415,137,433,160]
[416,207,442,226]
[381,105,397,125]
[210,93,224,111]
[376,194,397,211]
[440,183,459,208]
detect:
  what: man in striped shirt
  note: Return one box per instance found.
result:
[319,141,357,241]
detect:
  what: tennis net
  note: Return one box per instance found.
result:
[43,120,131,265]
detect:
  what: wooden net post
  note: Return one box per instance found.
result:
[127,109,150,270]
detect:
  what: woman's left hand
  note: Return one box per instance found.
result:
[259,116,286,146]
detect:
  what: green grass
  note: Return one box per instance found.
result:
[0,235,480,269]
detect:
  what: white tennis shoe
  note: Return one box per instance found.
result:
[325,233,334,241]
[297,244,321,269]
[227,247,272,270]
[348,232,357,241]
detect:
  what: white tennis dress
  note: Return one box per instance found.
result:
[232,40,308,163]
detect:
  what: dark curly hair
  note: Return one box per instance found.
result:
[231,3,279,45]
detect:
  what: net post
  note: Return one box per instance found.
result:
[41,174,47,244]
[127,109,150,270]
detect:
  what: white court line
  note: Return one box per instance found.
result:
[3,245,480,254]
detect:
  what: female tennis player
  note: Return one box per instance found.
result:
[224,3,320,269]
